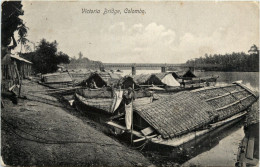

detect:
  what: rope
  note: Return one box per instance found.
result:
[130,140,149,151]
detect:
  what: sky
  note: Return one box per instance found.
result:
[13,1,259,63]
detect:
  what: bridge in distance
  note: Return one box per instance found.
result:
[102,63,222,68]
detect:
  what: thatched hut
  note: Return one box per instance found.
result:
[2,54,32,80]
[1,54,32,98]
[10,54,32,79]
[1,54,20,94]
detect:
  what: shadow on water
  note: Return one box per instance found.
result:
[140,118,246,165]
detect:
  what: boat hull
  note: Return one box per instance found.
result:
[150,111,247,147]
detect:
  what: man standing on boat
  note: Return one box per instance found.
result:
[123,87,135,132]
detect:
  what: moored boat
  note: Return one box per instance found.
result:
[39,71,74,89]
[133,72,218,94]
[106,82,258,147]
[74,87,153,115]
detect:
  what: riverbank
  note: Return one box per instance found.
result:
[1,79,153,166]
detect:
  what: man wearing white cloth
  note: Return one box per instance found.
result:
[123,87,135,131]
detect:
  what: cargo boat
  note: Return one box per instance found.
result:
[106,82,258,147]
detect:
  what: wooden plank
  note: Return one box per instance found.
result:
[216,95,252,111]
[191,84,234,92]
[246,137,255,160]
[205,90,245,102]
[233,82,258,97]
[108,113,125,121]
[106,121,143,137]
[141,127,154,136]
[133,134,157,143]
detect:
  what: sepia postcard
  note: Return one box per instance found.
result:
[1,1,259,167]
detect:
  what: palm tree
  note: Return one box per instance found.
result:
[17,23,29,54]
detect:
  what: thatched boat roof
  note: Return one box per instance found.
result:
[169,71,181,79]
[78,72,122,87]
[176,69,196,78]
[70,72,92,83]
[42,72,73,83]
[134,83,258,139]
[133,74,152,85]
[182,69,196,78]
[117,75,140,89]
[133,73,180,87]
[153,73,168,80]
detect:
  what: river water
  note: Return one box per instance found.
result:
[118,70,259,166]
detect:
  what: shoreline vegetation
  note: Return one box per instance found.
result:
[186,45,259,72]
[20,41,259,74]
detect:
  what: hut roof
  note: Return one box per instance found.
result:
[11,54,32,64]
[134,83,258,139]
[2,54,32,65]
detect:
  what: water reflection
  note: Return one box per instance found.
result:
[142,118,245,166]
[195,71,259,91]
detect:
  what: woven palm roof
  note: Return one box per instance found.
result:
[71,72,92,83]
[134,83,258,139]
[133,74,152,84]
[153,73,168,80]
[133,73,172,85]
[117,76,139,89]
[133,72,177,83]
[42,72,73,83]
[182,69,196,78]
[81,72,122,87]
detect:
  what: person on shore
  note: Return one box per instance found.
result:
[123,87,135,132]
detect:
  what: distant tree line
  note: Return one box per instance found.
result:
[21,39,70,74]
[186,45,259,72]
[66,52,103,70]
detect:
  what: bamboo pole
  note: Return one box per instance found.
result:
[131,83,134,146]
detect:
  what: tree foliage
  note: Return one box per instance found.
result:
[21,39,70,74]
[186,45,259,72]
[67,53,103,70]
[1,1,24,56]
[17,23,30,53]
